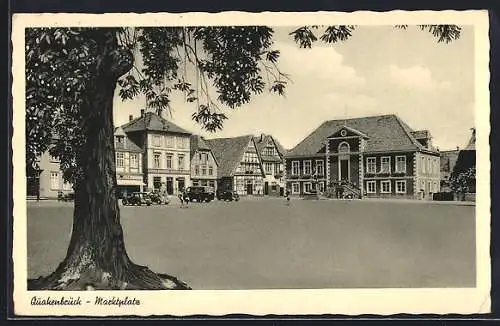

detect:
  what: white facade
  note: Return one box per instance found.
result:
[145,132,191,195]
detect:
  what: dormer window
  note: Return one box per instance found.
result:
[116,136,124,145]
[338,141,350,153]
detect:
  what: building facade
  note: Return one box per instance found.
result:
[285,114,441,199]
[253,134,286,196]
[190,135,218,190]
[206,135,266,196]
[121,110,192,195]
[28,148,73,199]
[114,126,145,197]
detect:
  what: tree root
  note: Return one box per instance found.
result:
[28,263,191,290]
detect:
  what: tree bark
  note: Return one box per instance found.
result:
[28,29,190,291]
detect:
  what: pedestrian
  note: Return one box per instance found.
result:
[183,190,190,208]
[285,189,291,206]
[178,192,184,208]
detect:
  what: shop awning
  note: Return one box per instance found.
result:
[117,179,145,186]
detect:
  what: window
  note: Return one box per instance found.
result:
[421,156,426,173]
[195,165,200,175]
[153,135,161,147]
[264,147,276,156]
[366,157,376,173]
[292,183,300,194]
[338,142,350,153]
[396,180,406,193]
[165,136,174,148]
[165,153,173,169]
[50,172,59,190]
[50,154,59,162]
[116,135,124,145]
[366,181,376,193]
[201,166,207,175]
[420,180,425,192]
[395,156,406,173]
[380,157,391,173]
[303,160,312,175]
[208,165,214,176]
[292,161,300,175]
[116,152,124,168]
[433,181,438,193]
[63,182,72,191]
[317,182,325,193]
[176,137,182,148]
[130,154,138,169]
[275,163,282,174]
[192,180,199,186]
[381,180,391,193]
[265,162,273,174]
[316,160,324,176]
[153,152,161,169]
[153,176,162,189]
[243,152,259,163]
[178,154,185,170]
[304,182,312,193]
[209,180,215,188]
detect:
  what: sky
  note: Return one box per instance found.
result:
[112,25,475,151]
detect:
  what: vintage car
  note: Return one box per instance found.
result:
[148,191,170,205]
[57,191,75,202]
[216,189,240,202]
[184,186,215,203]
[122,192,152,206]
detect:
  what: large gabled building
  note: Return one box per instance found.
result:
[206,135,266,196]
[190,135,218,190]
[252,133,287,196]
[120,110,192,195]
[285,114,441,199]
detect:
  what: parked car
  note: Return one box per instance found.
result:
[185,186,215,203]
[58,191,75,202]
[122,192,152,206]
[216,189,240,202]
[148,191,170,205]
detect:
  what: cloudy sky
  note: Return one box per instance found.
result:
[112,25,475,151]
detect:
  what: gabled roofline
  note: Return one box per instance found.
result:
[327,125,370,139]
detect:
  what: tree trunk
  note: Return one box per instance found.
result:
[28,29,190,291]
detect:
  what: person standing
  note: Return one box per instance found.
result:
[285,189,291,206]
[178,192,185,208]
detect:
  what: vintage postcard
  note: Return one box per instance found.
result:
[12,10,490,316]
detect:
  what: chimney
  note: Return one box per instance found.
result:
[456,146,460,151]
[260,133,265,142]
[129,115,133,122]
[140,109,145,117]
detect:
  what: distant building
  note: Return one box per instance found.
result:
[439,148,460,192]
[451,128,476,195]
[253,133,287,196]
[285,114,441,199]
[120,110,192,195]
[206,135,265,196]
[114,126,145,197]
[190,135,218,190]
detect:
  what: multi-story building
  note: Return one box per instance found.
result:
[121,110,192,195]
[190,135,218,190]
[206,135,265,195]
[114,126,145,197]
[285,114,441,199]
[27,142,73,199]
[253,133,287,196]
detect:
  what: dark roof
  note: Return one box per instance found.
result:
[121,112,192,135]
[286,114,433,157]
[440,150,460,173]
[115,135,143,153]
[190,135,211,153]
[205,135,254,177]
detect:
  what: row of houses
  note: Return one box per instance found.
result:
[28,110,287,198]
[27,111,475,200]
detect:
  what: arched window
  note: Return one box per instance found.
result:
[338,141,350,153]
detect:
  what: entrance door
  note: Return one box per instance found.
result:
[177,178,185,193]
[166,178,173,195]
[264,182,269,195]
[340,159,349,181]
[246,183,253,195]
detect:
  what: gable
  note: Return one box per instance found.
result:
[327,125,369,139]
